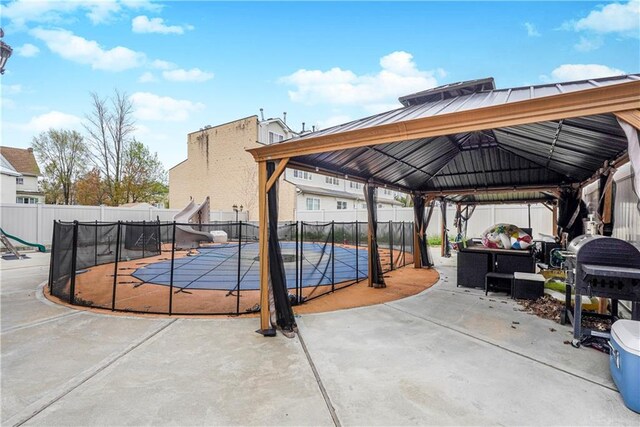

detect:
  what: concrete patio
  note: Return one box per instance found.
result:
[2,251,638,426]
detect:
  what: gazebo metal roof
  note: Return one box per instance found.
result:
[249,74,640,203]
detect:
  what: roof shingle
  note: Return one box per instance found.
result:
[0,147,41,176]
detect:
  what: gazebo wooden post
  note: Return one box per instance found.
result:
[552,203,558,239]
[257,158,289,335]
[440,199,447,257]
[367,186,374,287]
[257,160,270,333]
[413,194,422,268]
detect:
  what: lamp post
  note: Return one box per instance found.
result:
[232,204,244,222]
[0,29,13,75]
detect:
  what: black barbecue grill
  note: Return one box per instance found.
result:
[562,234,640,347]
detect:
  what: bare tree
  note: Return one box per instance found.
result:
[84,90,135,205]
[31,129,89,205]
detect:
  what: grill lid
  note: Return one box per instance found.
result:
[567,234,606,254]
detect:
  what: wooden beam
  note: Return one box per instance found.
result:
[248,81,640,162]
[265,157,290,192]
[615,109,640,130]
[420,184,565,197]
[461,197,557,206]
[579,153,629,191]
[257,161,270,333]
[603,180,614,224]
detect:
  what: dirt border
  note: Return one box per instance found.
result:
[43,264,439,319]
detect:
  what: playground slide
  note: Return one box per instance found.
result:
[173,197,214,249]
[0,228,46,253]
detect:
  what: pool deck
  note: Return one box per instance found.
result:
[2,251,639,426]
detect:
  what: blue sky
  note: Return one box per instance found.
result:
[2,1,639,171]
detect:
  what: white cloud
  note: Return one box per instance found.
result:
[566,0,640,36]
[138,72,158,83]
[130,92,205,121]
[30,28,146,71]
[16,43,40,57]
[162,68,214,82]
[280,51,443,108]
[132,15,193,34]
[524,22,540,37]
[26,111,83,132]
[574,36,604,52]
[134,124,169,142]
[151,59,176,70]
[2,84,23,95]
[3,0,162,29]
[546,64,626,82]
[2,98,17,109]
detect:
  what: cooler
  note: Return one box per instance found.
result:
[609,319,640,413]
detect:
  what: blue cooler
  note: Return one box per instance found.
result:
[609,319,640,413]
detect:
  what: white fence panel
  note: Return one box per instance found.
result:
[297,204,553,239]
[0,203,249,247]
[0,204,39,244]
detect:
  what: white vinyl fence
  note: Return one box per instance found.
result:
[0,203,249,247]
[296,204,554,239]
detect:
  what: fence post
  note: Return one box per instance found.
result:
[389,220,394,271]
[142,220,146,258]
[111,221,121,311]
[168,222,176,315]
[36,203,43,244]
[355,220,359,281]
[299,222,304,301]
[69,221,79,305]
[402,221,406,267]
[331,221,335,292]
[236,221,242,315]
[48,221,57,293]
[295,221,299,304]
[94,220,98,266]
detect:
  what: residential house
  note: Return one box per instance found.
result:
[169,115,403,221]
[0,147,44,204]
[169,116,298,221]
[285,169,402,214]
[1,154,21,204]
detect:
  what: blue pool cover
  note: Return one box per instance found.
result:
[132,242,368,291]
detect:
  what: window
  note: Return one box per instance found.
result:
[268,131,284,144]
[16,197,38,204]
[361,203,366,209]
[383,188,392,195]
[325,176,340,186]
[293,169,312,180]
[306,197,320,210]
[349,181,361,189]
[16,177,24,185]
[337,201,347,210]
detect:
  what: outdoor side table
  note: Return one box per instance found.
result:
[512,272,545,300]
[485,272,513,295]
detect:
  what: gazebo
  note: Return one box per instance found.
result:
[248,74,640,336]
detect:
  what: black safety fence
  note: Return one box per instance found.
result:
[48,220,415,315]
